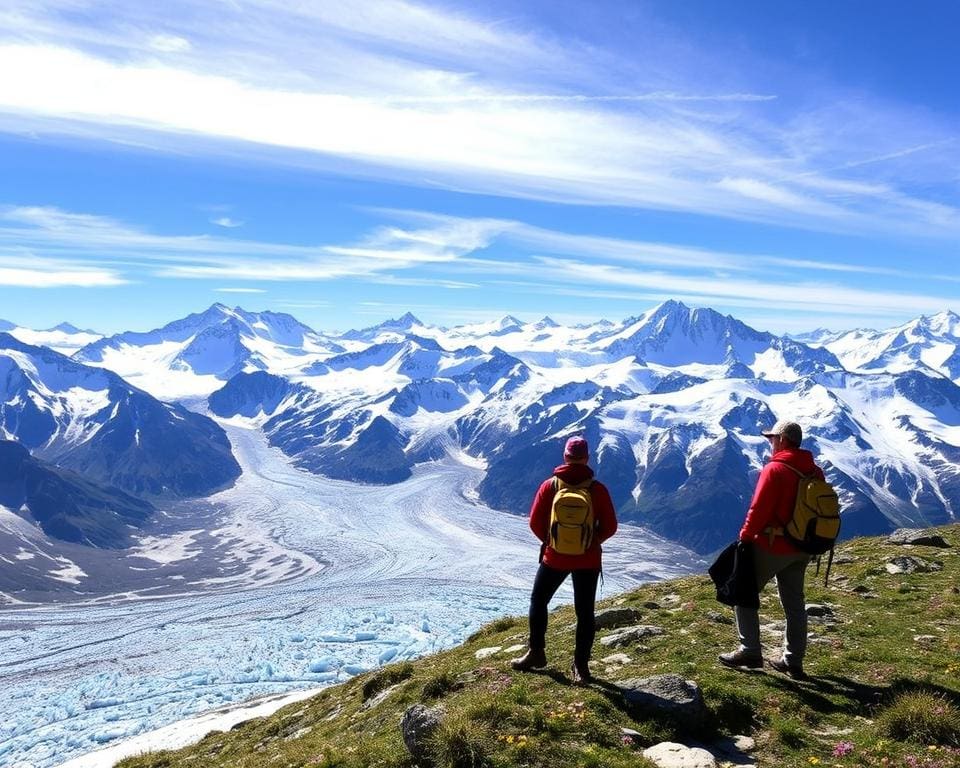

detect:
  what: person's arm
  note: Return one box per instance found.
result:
[739,464,780,541]
[593,482,618,543]
[529,479,554,544]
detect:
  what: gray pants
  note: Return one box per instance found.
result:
[734,546,810,666]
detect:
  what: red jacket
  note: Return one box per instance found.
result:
[529,463,618,570]
[740,447,825,555]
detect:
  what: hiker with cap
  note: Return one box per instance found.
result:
[718,419,824,679]
[510,436,618,684]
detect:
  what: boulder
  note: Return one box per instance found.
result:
[643,741,717,768]
[600,625,665,648]
[401,704,444,764]
[706,610,733,625]
[886,556,943,574]
[805,604,835,618]
[886,529,950,548]
[618,674,709,729]
[595,607,644,629]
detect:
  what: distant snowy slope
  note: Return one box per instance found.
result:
[0,440,154,547]
[0,333,240,499]
[0,319,102,355]
[15,299,960,556]
[74,304,344,399]
[201,301,960,553]
[825,311,960,383]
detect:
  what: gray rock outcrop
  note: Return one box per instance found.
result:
[886,555,943,574]
[401,704,444,764]
[595,607,644,629]
[600,625,665,647]
[886,528,950,548]
[617,674,709,729]
[643,741,717,768]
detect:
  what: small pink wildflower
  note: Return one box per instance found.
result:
[831,741,854,758]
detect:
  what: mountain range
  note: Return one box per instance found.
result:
[2,302,959,556]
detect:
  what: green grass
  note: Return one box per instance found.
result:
[117,524,960,768]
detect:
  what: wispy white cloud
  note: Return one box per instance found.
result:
[210,216,243,228]
[0,0,956,239]
[530,257,958,320]
[0,259,127,287]
[148,34,191,53]
[0,205,507,282]
[3,204,956,322]
[214,287,265,293]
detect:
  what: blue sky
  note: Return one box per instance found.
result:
[0,0,957,335]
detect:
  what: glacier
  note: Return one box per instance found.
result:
[0,424,699,768]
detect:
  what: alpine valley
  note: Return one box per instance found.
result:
[3,300,960,768]
[2,300,959,565]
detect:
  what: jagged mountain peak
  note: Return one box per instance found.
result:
[47,321,94,334]
[382,311,424,329]
[915,309,960,337]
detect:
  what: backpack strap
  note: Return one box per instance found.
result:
[554,477,594,490]
[763,459,811,545]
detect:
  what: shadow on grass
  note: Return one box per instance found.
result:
[766,674,960,717]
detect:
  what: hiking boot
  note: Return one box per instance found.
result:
[769,657,807,680]
[510,648,547,671]
[718,649,763,670]
[570,661,591,685]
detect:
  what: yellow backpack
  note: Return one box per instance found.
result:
[772,460,841,555]
[549,478,596,556]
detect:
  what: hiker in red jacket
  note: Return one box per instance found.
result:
[719,419,825,679]
[510,436,618,684]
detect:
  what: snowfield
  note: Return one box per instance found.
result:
[0,424,699,768]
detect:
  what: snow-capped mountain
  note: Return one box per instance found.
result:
[0,333,241,508]
[204,300,960,554]
[0,440,154,547]
[9,300,960,556]
[73,304,344,399]
[821,311,960,383]
[0,318,103,355]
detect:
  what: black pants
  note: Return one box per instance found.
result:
[528,564,600,665]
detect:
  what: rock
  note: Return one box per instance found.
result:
[914,634,937,644]
[600,625,665,648]
[401,704,444,764]
[618,674,709,729]
[886,556,943,574]
[643,601,662,610]
[643,741,716,768]
[473,646,501,660]
[706,610,733,625]
[886,529,951,548]
[661,594,681,606]
[759,621,785,637]
[362,684,400,711]
[805,604,834,618]
[708,734,757,767]
[852,585,871,593]
[595,607,644,630]
[602,652,633,665]
[832,554,856,564]
[502,644,526,655]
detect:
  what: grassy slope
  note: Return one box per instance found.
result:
[118,525,960,768]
